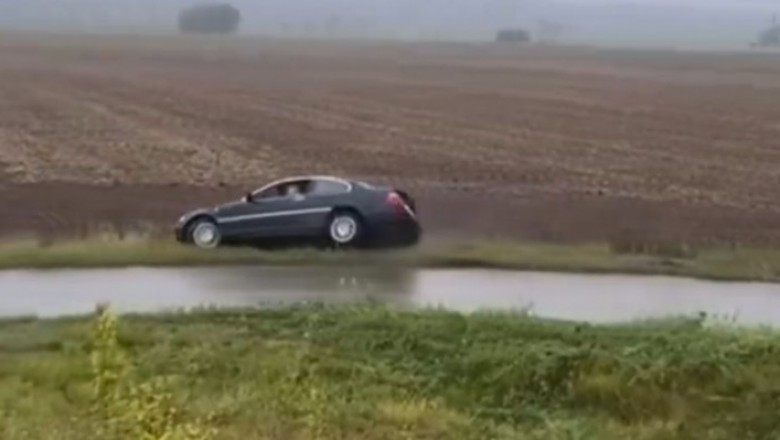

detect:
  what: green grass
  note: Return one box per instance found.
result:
[2,305,780,439]
[1,234,780,282]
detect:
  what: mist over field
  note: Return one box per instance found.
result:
[0,0,776,49]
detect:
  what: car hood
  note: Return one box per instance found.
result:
[178,199,245,223]
[213,200,245,213]
[176,207,212,224]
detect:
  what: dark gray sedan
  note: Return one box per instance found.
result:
[175,175,420,249]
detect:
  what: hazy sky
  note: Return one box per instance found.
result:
[0,0,776,48]
[563,0,776,9]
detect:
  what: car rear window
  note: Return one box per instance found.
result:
[354,181,376,190]
[310,179,350,195]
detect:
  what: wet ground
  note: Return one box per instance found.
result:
[2,266,780,326]
[3,37,780,246]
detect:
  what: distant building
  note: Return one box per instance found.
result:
[495,28,531,43]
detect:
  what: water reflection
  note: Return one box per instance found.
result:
[1,267,780,326]
[0,266,421,318]
[181,265,418,307]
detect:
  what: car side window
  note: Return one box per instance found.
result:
[253,184,284,200]
[281,181,310,196]
[253,180,311,200]
[309,179,349,196]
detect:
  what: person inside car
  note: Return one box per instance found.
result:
[284,183,305,200]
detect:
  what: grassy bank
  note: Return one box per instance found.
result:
[2,305,780,439]
[0,235,779,282]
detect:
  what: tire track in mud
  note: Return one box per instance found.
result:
[273,90,780,213]
[50,68,353,179]
[53,68,587,204]
[0,77,113,184]
[1,40,780,243]
[320,78,780,212]
[0,75,182,233]
[49,68,468,182]
[47,65,780,213]
[332,65,780,158]
[3,69,276,186]
[59,85,280,186]
[107,67,636,193]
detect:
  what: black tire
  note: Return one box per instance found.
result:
[325,210,364,248]
[187,217,221,249]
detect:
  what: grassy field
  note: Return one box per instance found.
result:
[1,235,779,282]
[1,305,779,439]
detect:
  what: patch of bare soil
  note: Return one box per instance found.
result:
[0,36,779,244]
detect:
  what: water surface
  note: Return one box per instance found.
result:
[1,266,779,325]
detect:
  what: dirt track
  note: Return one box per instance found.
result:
[1,35,779,244]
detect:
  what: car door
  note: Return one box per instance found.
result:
[252,178,354,238]
[219,178,350,239]
[213,183,285,239]
[289,178,353,235]
[241,179,331,238]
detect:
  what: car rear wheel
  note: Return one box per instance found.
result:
[189,218,221,249]
[327,211,362,247]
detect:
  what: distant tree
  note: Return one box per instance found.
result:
[495,28,531,43]
[178,3,241,35]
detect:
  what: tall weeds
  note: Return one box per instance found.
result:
[3,305,780,439]
[89,305,216,440]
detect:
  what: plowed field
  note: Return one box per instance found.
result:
[1,35,779,244]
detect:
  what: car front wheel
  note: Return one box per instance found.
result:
[188,218,221,249]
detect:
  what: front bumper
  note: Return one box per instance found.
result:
[174,223,187,242]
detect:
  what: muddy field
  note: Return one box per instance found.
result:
[0,34,779,244]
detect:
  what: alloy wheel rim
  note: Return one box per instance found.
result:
[331,217,357,243]
[193,223,219,248]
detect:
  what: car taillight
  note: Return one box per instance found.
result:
[386,192,410,216]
